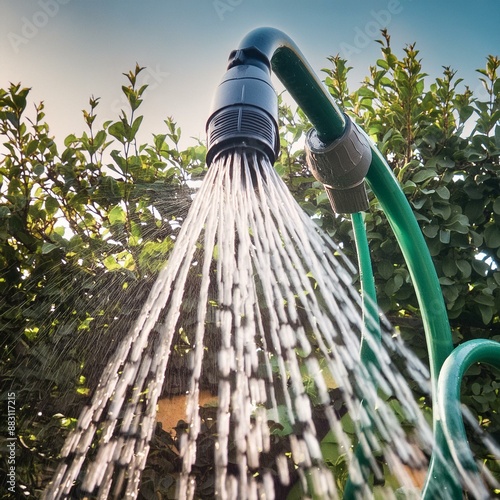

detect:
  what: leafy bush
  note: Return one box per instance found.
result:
[0,65,203,497]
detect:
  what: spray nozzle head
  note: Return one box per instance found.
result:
[206,48,279,167]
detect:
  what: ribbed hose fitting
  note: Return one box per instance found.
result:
[305,116,372,213]
[206,49,280,166]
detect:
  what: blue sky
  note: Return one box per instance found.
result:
[1,0,499,149]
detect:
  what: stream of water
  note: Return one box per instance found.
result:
[44,149,445,499]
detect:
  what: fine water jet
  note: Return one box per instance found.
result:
[43,27,500,500]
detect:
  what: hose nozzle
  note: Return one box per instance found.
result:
[206,47,280,166]
[305,117,372,213]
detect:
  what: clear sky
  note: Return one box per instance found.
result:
[1,0,499,149]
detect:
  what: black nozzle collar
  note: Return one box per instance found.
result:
[206,54,279,167]
[227,46,271,72]
[305,116,372,213]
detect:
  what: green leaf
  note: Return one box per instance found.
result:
[379,76,393,86]
[442,284,459,304]
[456,260,472,278]
[130,115,143,140]
[64,133,78,147]
[45,196,59,215]
[376,58,389,70]
[439,229,451,244]
[478,304,493,324]
[422,225,439,238]
[340,412,356,435]
[108,205,127,225]
[471,383,481,396]
[138,238,174,272]
[484,224,500,248]
[384,274,404,296]
[26,140,39,156]
[474,292,495,307]
[445,214,469,234]
[458,105,474,123]
[108,121,126,143]
[154,133,167,151]
[129,221,142,246]
[68,235,83,253]
[442,258,457,277]
[465,199,486,223]
[357,87,376,98]
[472,258,489,277]
[493,197,500,215]
[117,250,135,271]
[42,242,59,254]
[439,277,454,285]
[412,169,437,183]
[103,255,121,271]
[436,186,450,200]
[93,130,107,149]
[470,230,483,247]
[110,150,128,174]
[378,260,394,280]
[269,405,293,436]
[33,163,44,176]
[432,203,452,220]
[493,272,500,286]
[412,197,427,210]
[437,156,455,169]
[463,182,484,200]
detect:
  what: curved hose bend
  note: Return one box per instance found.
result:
[237,27,346,143]
[437,339,500,498]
